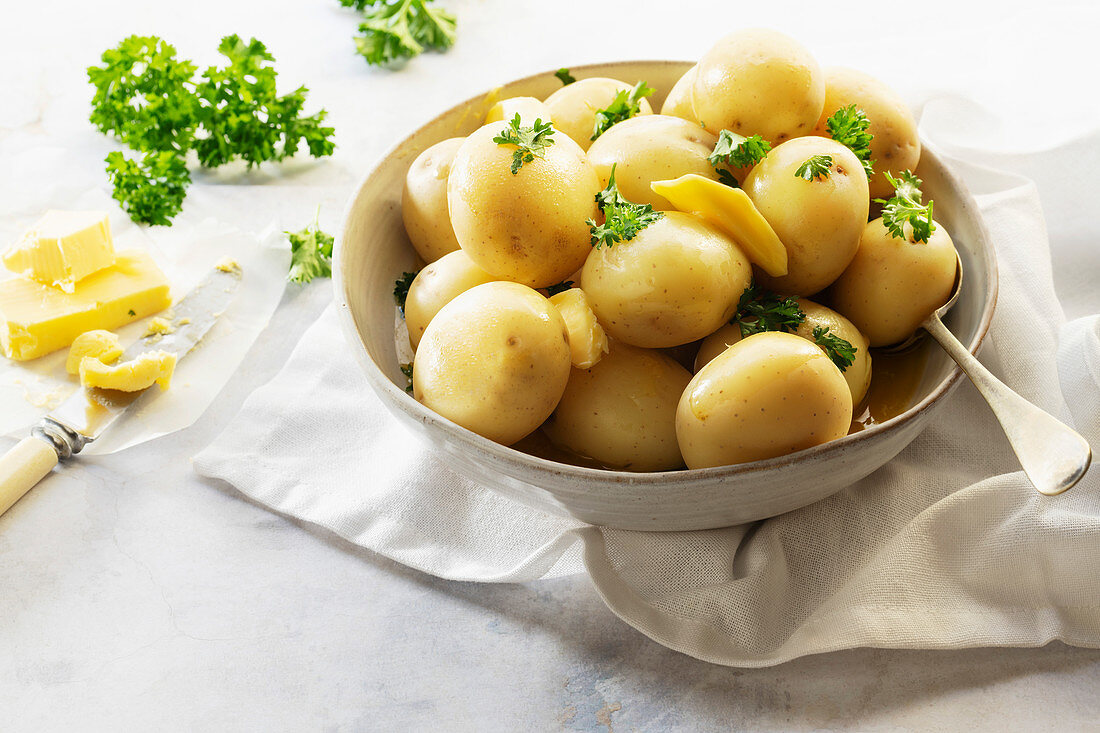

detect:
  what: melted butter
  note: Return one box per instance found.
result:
[849,339,931,433]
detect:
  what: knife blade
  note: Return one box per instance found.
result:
[0,262,242,518]
[45,262,242,447]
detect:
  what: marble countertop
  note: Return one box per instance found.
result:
[3,0,1099,728]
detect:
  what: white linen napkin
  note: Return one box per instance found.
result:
[193,136,1100,666]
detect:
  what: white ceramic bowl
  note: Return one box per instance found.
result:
[335,60,998,531]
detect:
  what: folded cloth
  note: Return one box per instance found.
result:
[194,138,1100,667]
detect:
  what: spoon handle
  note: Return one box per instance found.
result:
[923,315,1091,495]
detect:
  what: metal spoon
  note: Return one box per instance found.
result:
[885,253,1091,495]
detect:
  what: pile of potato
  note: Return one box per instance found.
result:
[397,28,958,471]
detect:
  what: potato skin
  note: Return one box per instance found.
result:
[485,96,553,125]
[405,250,499,350]
[661,65,699,123]
[586,115,722,210]
[413,282,571,445]
[543,341,691,471]
[447,123,601,288]
[402,137,465,263]
[676,331,852,468]
[693,28,824,144]
[745,136,869,295]
[581,211,752,348]
[828,218,957,347]
[694,300,871,406]
[543,77,654,151]
[812,67,920,200]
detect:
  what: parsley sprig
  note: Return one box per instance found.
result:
[875,171,936,243]
[105,151,190,227]
[709,130,772,170]
[555,68,576,86]
[587,165,664,249]
[591,81,655,141]
[493,114,555,174]
[393,271,418,313]
[400,362,414,393]
[733,281,806,337]
[88,35,335,227]
[795,155,833,181]
[286,210,336,284]
[812,326,857,372]
[341,0,456,66]
[825,105,874,180]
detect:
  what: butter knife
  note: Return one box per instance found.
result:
[0,263,242,517]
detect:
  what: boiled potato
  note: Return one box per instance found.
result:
[402,138,465,263]
[829,218,958,347]
[693,29,824,144]
[581,211,752,348]
[586,115,723,210]
[543,77,654,151]
[548,288,609,369]
[812,67,921,200]
[543,341,691,471]
[661,65,699,123]
[693,300,871,406]
[485,96,553,125]
[405,250,499,350]
[676,331,852,468]
[413,282,571,445]
[745,136,869,295]
[448,122,600,287]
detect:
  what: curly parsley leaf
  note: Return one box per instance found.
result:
[875,170,936,243]
[825,104,874,180]
[105,150,191,226]
[344,0,456,66]
[795,155,833,181]
[400,362,414,393]
[716,168,741,189]
[193,35,335,169]
[286,210,335,284]
[733,280,806,337]
[545,280,574,296]
[393,271,418,313]
[555,68,576,86]
[812,326,857,372]
[591,80,654,141]
[709,130,772,169]
[586,165,663,249]
[87,35,199,153]
[493,114,555,174]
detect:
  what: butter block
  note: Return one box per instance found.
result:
[65,330,123,375]
[80,350,176,392]
[3,211,117,292]
[0,250,171,361]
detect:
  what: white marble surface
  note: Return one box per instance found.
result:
[3,0,1100,729]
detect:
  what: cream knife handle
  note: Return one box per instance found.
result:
[0,436,59,517]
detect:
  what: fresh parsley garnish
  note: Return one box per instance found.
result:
[590,80,654,141]
[825,105,874,180]
[493,114,555,174]
[88,35,335,226]
[105,151,190,226]
[709,130,772,169]
[400,362,414,393]
[555,68,576,86]
[795,155,833,181]
[545,280,574,296]
[286,210,335,284]
[393,271,418,313]
[812,326,857,372]
[875,170,936,243]
[586,165,663,249]
[128,309,137,317]
[733,281,806,337]
[341,0,456,66]
[716,169,741,189]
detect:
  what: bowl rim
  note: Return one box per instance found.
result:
[334,59,999,485]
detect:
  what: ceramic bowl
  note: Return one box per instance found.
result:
[334,60,998,531]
